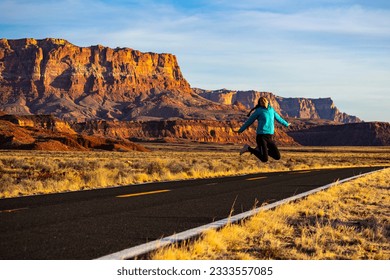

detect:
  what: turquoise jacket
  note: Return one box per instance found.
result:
[238,106,289,135]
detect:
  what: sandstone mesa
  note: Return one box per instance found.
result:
[1,38,388,149]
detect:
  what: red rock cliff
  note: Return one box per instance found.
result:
[0,38,196,120]
[73,119,297,146]
[196,89,361,123]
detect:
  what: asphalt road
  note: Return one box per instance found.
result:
[0,166,383,259]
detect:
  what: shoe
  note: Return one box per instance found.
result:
[240,144,250,155]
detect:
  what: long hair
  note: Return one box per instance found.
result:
[247,97,269,117]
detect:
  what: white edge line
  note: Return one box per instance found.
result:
[96,168,386,260]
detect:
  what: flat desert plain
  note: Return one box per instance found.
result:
[0,145,389,198]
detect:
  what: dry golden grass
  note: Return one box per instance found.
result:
[151,167,390,260]
[0,145,389,198]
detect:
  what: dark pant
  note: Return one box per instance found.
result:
[248,134,281,162]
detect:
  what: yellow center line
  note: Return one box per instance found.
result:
[0,207,28,214]
[116,189,170,198]
[246,176,267,181]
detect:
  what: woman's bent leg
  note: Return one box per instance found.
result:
[265,135,281,160]
[249,135,268,162]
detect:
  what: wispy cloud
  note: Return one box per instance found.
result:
[262,6,390,36]
[1,0,389,121]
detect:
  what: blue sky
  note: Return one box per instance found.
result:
[1,0,389,121]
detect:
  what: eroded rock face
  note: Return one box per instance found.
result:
[73,119,297,146]
[196,89,361,123]
[0,114,148,151]
[2,38,374,149]
[0,114,76,134]
[1,38,362,125]
[0,38,209,121]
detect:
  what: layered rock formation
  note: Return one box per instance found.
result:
[0,114,76,134]
[0,38,362,124]
[0,38,236,121]
[287,122,390,146]
[196,89,360,123]
[277,97,361,123]
[73,119,297,146]
[0,38,361,124]
[2,37,379,149]
[0,114,148,151]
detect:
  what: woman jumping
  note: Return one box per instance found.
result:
[237,97,290,162]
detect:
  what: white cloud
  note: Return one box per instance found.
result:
[272,6,390,36]
[1,0,389,121]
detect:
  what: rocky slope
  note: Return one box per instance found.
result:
[195,89,360,123]
[0,114,148,151]
[0,38,237,121]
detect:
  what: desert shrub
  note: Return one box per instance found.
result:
[34,159,56,173]
[130,160,149,171]
[58,159,91,170]
[1,158,31,170]
[134,173,150,182]
[0,174,15,194]
[104,160,127,171]
[209,160,231,173]
[167,160,190,174]
[81,168,106,186]
[147,159,167,175]
[21,179,45,194]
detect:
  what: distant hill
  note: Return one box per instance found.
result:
[195,89,360,123]
[287,121,390,146]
